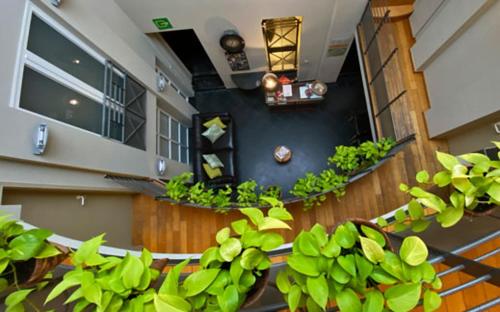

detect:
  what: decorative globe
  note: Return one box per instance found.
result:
[311,80,328,96]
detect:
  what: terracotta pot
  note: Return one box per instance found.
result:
[464,204,498,217]
[14,243,70,287]
[240,269,270,309]
[345,218,394,252]
[151,258,169,272]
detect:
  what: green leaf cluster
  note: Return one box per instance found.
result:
[384,142,500,233]
[290,170,348,211]
[159,200,293,312]
[328,138,396,174]
[279,222,441,312]
[166,172,193,202]
[236,180,259,207]
[46,234,163,311]
[0,216,62,311]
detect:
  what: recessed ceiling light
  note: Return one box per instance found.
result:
[72,59,80,64]
[69,99,79,105]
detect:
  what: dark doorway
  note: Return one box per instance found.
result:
[161,29,224,92]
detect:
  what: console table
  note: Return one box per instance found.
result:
[265,82,324,108]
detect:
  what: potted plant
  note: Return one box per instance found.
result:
[165,172,193,202]
[45,234,168,310]
[0,216,68,311]
[188,182,215,207]
[358,137,396,167]
[290,173,323,209]
[236,180,259,207]
[380,145,500,233]
[213,186,233,214]
[328,145,360,174]
[259,185,282,206]
[155,197,293,312]
[277,221,442,312]
[290,170,347,211]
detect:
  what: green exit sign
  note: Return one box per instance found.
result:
[152,17,173,30]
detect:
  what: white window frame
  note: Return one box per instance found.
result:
[10,2,125,139]
[157,108,190,164]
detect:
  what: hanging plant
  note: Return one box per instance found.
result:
[379,143,500,233]
[155,197,293,312]
[45,234,168,310]
[0,216,69,311]
[277,220,442,312]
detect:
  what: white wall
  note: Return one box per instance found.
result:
[0,0,196,190]
[115,0,368,87]
[410,0,500,137]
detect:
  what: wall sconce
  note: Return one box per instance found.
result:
[156,158,167,176]
[51,0,62,7]
[261,73,279,92]
[33,124,48,155]
[157,73,167,92]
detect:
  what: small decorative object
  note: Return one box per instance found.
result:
[311,80,328,96]
[262,72,279,92]
[156,73,167,92]
[278,75,292,85]
[305,87,313,98]
[50,0,62,7]
[274,145,292,163]
[221,31,250,71]
[220,31,245,53]
[156,158,167,175]
[33,123,48,155]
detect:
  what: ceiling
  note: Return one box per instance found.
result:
[115,0,368,88]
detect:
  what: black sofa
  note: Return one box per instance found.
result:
[192,112,236,189]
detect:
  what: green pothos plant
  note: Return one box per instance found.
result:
[45,234,164,311]
[328,138,396,175]
[277,221,442,312]
[290,170,347,211]
[0,216,63,312]
[166,172,193,202]
[155,197,293,312]
[379,145,500,233]
[236,180,259,207]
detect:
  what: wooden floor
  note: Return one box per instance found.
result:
[132,17,447,254]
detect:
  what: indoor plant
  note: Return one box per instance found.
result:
[290,170,347,210]
[258,185,282,206]
[156,197,293,312]
[277,221,442,312]
[45,234,167,311]
[166,172,193,202]
[380,145,500,232]
[236,180,259,207]
[328,145,360,174]
[0,216,68,311]
[358,137,396,167]
[188,182,215,207]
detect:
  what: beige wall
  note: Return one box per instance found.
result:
[410,0,500,138]
[2,189,136,250]
[447,117,500,155]
[0,0,196,189]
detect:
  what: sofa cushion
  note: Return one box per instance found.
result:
[203,154,224,168]
[193,150,235,184]
[193,113,234,151]
[202,124,225,144]
[203,163,222,179]
[203,116,227,129]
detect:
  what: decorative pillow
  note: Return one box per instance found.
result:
[203,163,222,179]
[203,154,224,168]
[202,124,225,144]
[203,116,227,129]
